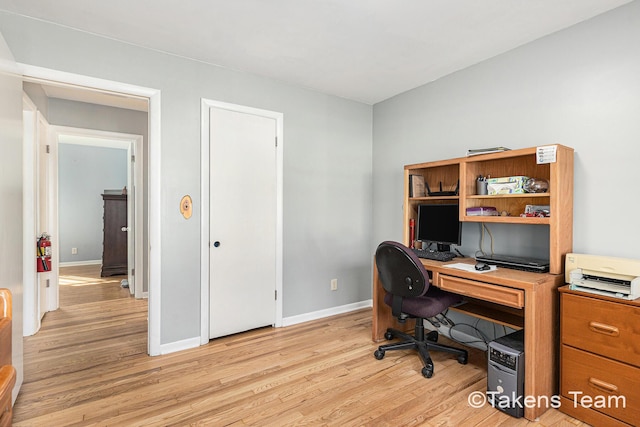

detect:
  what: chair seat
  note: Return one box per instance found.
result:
[384,286,462,319]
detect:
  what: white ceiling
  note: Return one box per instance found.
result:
[1,0,633,105]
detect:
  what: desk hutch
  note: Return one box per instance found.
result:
[372,145,574,421]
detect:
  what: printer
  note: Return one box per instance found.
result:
[565,253,640,300]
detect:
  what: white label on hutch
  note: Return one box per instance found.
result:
[536,145,557,164]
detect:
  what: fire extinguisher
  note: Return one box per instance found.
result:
[37,233,52,272]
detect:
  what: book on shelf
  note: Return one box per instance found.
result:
[409,175,426,197]
[466,147,511,156]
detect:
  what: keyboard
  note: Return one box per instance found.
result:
[412,249,456,262]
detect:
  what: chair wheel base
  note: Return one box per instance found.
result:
[374,349,385,360]
[421,365,434,378]
[457,354,468,365]
[384,331,394,340]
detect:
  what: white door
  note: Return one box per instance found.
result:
[127,144,135,295]
[209,107,277,339]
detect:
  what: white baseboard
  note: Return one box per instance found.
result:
[282,299,372,327]
[59,260,102,267]
[159,336,201,355]
[159,300,373,356]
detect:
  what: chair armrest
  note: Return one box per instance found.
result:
[0,365,16,397]
[0,365,16,426]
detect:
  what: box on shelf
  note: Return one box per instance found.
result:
[487,176,528,195]
[466,206,499,216]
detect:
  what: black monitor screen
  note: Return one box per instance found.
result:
[416,203,461,251]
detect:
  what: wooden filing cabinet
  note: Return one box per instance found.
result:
[101,194,128,277]
[559,287,640,426]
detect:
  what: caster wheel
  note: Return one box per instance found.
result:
[374,349,385,360]
[457,355,468,365]
[426,331,438,342]
[384,331,394,340]
[422,365,434,378]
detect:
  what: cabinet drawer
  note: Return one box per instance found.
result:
[561,293,640,366]
[561,345,640,425]
[438,275,524,308]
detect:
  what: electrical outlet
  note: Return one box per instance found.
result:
[71,247,78,255]
[331,278,338,291]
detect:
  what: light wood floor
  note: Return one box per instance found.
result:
[13,265,587,426]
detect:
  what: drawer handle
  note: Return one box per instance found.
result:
[588,377,619,394]
[588,321,619,336]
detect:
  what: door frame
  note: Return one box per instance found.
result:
[18,63,162,356]
[54,126,144,298]
[200,98,284,344]
[22,93,43,336]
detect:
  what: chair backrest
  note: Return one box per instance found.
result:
[375,241,430,299]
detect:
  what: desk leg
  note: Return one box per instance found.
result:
[522,277,561,421]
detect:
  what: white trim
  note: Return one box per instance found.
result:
[19,63,162,356]
[44,115,59,313]
[282,300,373,327]
[200,99,284,345]
[22,94,39,337]
[55,132,134,149]
[200,100,209,345]
[20,64,155,100]
[159,336,201,355]
[59,260,102,267]
[147,88,162,356]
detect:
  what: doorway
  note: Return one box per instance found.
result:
[200,99,284,343]
[20,65,162,355]
[56,128,144,300]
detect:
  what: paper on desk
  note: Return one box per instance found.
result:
[443,263,497,273]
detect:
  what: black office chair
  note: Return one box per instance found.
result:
[373,241,468,378]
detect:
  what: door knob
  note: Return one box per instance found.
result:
[121,226,129,232]
[213,241,220,247]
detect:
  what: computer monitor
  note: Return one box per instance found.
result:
[416,203,461,252]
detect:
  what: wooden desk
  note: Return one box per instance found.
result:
[372,257,564,421]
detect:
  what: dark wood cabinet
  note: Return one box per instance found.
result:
[101,194,128,277]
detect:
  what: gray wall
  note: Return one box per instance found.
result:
[58,144,127,263]
[0,31,24,398]
[371,0,640,341]
[0,11,374,346]
[48,98,148,143]
[6,1,636,351]
[373,1,640,261]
